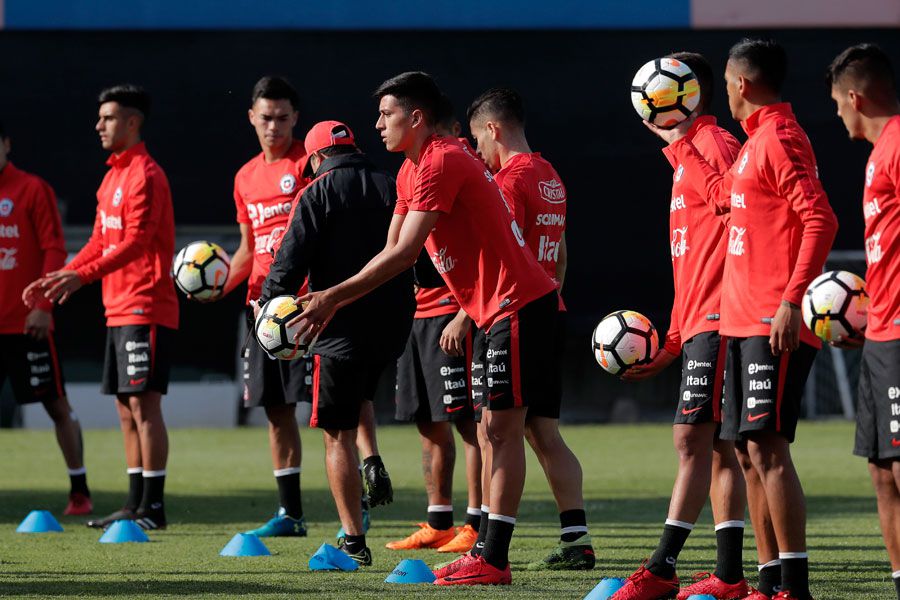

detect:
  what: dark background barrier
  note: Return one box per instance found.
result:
[0,29,894,421]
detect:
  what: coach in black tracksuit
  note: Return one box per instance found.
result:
[259,120,414,564]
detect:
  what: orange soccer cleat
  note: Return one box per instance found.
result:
[385,523,456,550]
[436,524,478,553]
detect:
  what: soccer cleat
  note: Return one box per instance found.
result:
[364,460,393,506]
[335,508,370,539]
[525,534,596,571]
[772,593,813,600]
[64,492,93,516]
[86,508,135,529]
[433,552,479,579]
[386,523,456,550]
[338,540,373,566]
[676,572,749,599]
[610,564,679,600]
[245,507,307,537]
[134,505,167,531]
[433,555,511,586]
[742,590,771,600]
[437,524,479,553]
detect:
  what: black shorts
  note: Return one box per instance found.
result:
[854,339,900,460]
[470,326,487,423]
[101,324,175,395]
[0,333,66,404]
[395,313,473,423]
[310,354,390,431]
[242,309,311,408]
[720,336,817,443]
[674,331,727,425]
[483,292,562,419]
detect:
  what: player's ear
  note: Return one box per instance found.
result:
[847,89,862,112]
[737,75,750,99]
[290,111,299,127]
[247,109,255,126]
[486,120,499,140]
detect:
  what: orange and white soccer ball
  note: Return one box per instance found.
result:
[631,57,701,128]
[592,310,659,375]
[172,241,230,301]
[802,270,869,342]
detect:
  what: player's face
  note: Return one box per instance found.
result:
[96,102,133,152]
[830,85,864,140]
[469,117,500,172]
[724,60,743,121]
[376,95,415,152]
[0,137,9,171]
[249,98,297,152]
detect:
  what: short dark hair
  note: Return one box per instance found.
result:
[98,84,151,118]
[373,71,443,125]
[251,76,300,111]
[437,94,459,132]
[668,52,714,114]
[728,38,787,94]
[826,43,897,99]
[467,87,525,126]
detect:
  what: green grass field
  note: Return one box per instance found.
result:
[0,421,889,599]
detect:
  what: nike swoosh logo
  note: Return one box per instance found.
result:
[747,412,770,422]
[892,439,900,447]
[681,406,703,415]
[446,405,464,413]
[446,574,491,582]
[129,377,147,385]
[488,393,503,401]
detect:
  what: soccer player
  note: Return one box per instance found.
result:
[610,53,750,599]
[466,87,594,571]
[826,43,900,600]
[293,72,559,585]
[219,76,310,537]
[24,85,179,531]
[257,120,415,565]
[650,39,839,600]
[0,119,92,515]
[386,100,483,554]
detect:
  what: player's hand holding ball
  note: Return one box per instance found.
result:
[621,347,678,381]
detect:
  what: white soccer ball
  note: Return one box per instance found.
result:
[255,295,308,360]
[631,57,701,128]
[592,310,659,375]
[173,241,230,301]
[802,270,869,342]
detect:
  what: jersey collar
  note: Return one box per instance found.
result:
[741,102,794,136]
[0,161,19,184]
[106,141,148,168]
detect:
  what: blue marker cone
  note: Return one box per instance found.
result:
[16,510,63,533]
[99,520,149,543]
[385,558,436,584]
[687,596,718,600]
[308,543,359,571]
[220,533,271,557]
[584,577,626,600]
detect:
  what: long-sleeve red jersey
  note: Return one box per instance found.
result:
[0,162,66,333]
[66,142,179,329]
[660,116,741,355]
[668,103,838,348]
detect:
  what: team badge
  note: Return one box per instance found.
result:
[280,174,296,195]
[866,161,875,187]
[112,187,123,207]
[675,164,684,182]
[0,198,13,217]
[737,152,750,175]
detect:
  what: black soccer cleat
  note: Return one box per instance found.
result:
[134,504,167,531]
[363,460,393,507]
[338,539,373,566]
[86,507,136,529]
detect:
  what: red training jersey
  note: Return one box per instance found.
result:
[0,163,66,334]
[661,116,741,354]
[234,141,309,304]
[66,142,179,329]
[862,115,900,341]
[396,135,557,331]
[668,103,838,348]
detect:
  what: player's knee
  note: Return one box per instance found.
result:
[41,398,70,424]
[869,460,898,494]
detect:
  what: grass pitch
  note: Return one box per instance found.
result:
[0,421,888,599]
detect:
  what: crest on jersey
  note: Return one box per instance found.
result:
[112,187,123,207]
[280,174,297,195]
[737,152,750,175]
[538,179,566,204]
[0,198,13,217]
[866,161,875,188]
[675,164,684,182]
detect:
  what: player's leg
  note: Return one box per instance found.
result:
[437,417,482,553]
[868,460,900,599]
[708,437,747,585]
[735,439,782,597]
[357,399,392,506]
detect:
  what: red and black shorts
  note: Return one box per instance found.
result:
[854,339,900,460]
[481,291,562,419]
[395,313,474,423]
[242,308,311,408]
[101,324,175,395]
[310,354,390,431]
[720,336,817,443]
[0,333,65,404]
[674,331,727,425]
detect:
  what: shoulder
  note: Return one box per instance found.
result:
[694,124,741,165]
[235,153,262,180]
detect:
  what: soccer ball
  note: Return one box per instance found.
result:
[802,270,869,342]
[592,310,659,375]
[630,57,701,128]
[255,295,308,360]
[173,241,230,301]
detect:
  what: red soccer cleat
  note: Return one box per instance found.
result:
[676,572,749,599]
[772,592,813,600]
[610,564,679,600]
[433,555,511,586]
[742,589,771,600]
[63,492,93,516]
[433,553,479,579]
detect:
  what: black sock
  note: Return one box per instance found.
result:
[275,470,303,519]
[465,507,481,530]
[69,471,89,496]
[758,561,782,596]
[781,555,809,598]
[470,505,490,556]
[343,533,366,554]
[139,472,165,512]
[893,572,900,599]
[126,470,143,511]
[427,506,453,530]
[713,523,744,584]
[481,517,515,570]
[559,509,588,542]
[647,521,693,579]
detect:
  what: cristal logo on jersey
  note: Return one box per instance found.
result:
[430,246,457,274]
[736,151,749,175]
[0,198,13,217]
[866,161,875,187]
[279,174,296,195]
[866,232,883,265]
[674,164,684,182]
[246,201,292,229]
[538,179,566,204]
[671,226,688,259]
[728,226,746,256]
[112,187,123,207]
